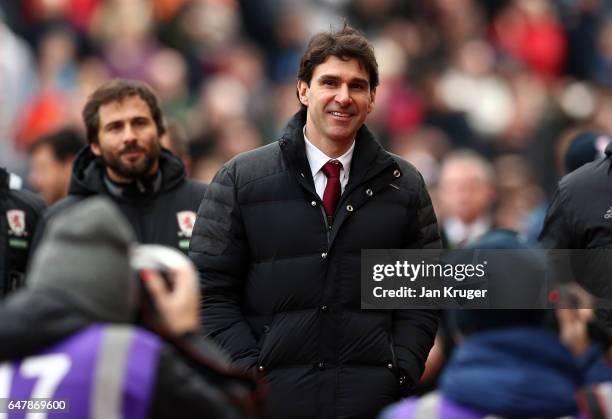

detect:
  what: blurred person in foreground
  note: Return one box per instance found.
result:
[0,197,262,418]
[437,150,496,248]
[0,166,45,297]
[190,23,440,418]
[379,230,587,419]
[28,128,85,205]
[32,79,206,254]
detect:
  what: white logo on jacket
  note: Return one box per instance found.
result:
[177,211,196,237]
[6,209,26,236]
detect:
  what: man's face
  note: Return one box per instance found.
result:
[91,95,161,183]
[298,56,375,150]
[439,160,495,224]
[29,145,72,204]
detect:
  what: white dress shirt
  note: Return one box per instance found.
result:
[303,126,354,200]
[444,216,492,248]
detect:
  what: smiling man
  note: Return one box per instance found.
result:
[190,24,440,419]
[32,79,206,254]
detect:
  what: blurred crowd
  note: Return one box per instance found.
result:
[5,2,612,417]
[3,0,612,236]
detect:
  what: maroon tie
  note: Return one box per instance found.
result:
[321,160,342,218]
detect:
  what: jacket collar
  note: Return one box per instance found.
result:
[279,110,396,190]
[103,170,163,200]
[68,147,186,198]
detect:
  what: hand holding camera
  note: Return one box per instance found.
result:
[132,245,200,338]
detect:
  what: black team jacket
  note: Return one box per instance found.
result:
[0,168,45,296]
[540,144,612,249]
[33,148,206,254]
[190,110,440,419]
[539,144,612,323]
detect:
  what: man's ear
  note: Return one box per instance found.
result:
[90,142,101,157]
[297,80,310,107]
[368,88,377,113]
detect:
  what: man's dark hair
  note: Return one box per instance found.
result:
[82,79,166,144]
[297,23,379,107]
[30,128,86,161]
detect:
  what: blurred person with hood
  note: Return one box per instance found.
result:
[32,79,206,254]
[0,197,262,418]
[0,166,45,297]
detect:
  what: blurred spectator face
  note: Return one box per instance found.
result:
[97,0,154,45]
[38,27,77,91]
[29,143,72,204]
[224,44,265,92]
[298,56,376,148]
[91,96,161,182]
[217,118,261,160]
[160,119,192,174]
[493,154,543,231]
[439,156,495,223]
[159,119,187,158]
[147,48,188,101]
[196,75,247,132]
[180,0,240,53]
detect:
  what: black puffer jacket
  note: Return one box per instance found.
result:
[539,145,612,323]
[0,168,45,296]
[540,144,612,249]
[33,148,206,253]
[190,111,440,419]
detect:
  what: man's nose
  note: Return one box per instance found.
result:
[122,124,138,142]
[335,84,351,106]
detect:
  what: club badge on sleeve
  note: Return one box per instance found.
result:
[7,209,26,237]
[176,211,196,250]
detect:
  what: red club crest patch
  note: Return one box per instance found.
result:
[6,209,26,236]
[176,211,196,238]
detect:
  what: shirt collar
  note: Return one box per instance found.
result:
[303,125,355,178]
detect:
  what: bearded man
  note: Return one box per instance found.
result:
[32,79,206,254]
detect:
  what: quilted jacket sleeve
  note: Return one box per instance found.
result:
[189,164,259,370]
